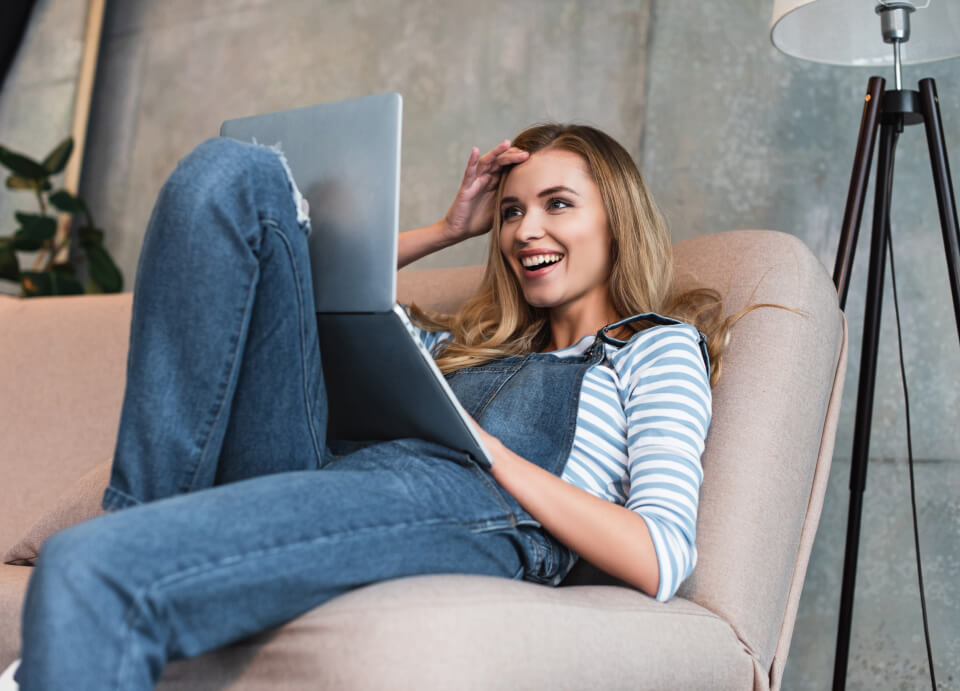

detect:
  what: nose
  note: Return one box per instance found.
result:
[515,210,546,244]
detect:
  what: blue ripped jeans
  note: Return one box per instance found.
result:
[17,138,582,690]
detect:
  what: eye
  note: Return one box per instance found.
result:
[547,198,572,211]
[501,205,522,221]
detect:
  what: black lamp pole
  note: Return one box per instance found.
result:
[830,5,960,689]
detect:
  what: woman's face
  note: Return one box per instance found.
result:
[498,148,613,316]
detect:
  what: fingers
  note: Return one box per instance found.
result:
[480,140,512,165]
[495,146,530,167]
[459,139,530,196]
[461,146,481,183]
[477,141,528,174]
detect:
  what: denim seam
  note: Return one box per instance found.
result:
[386,441,515,525]
[464,462,521,529]
[471,361,528,420]
[185,260,259,492]
[452,358,591,376]
[116,578,160,690]
[262,220,327,469]
[526,532,551,584]
[102,486,141,511]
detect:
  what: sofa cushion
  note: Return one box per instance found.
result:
[2,459,110,566]
[0,565,32,669]
[158,574,758,690]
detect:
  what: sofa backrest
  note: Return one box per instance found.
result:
[670,231,845,686]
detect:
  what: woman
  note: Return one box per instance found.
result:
[17,123,734,689]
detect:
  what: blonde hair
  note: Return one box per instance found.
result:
[409,123,784,387]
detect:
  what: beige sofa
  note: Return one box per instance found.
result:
[0,230,846,690]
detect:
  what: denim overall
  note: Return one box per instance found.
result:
[16,138,688,690]
[446,307,707,528]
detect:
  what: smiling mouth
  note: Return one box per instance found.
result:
[520,253,564,272]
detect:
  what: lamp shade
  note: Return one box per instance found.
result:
[771,0,960,66]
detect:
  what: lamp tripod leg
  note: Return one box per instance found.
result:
[832,123,899,691]
[918,78,960,346]
[835,76,885,309]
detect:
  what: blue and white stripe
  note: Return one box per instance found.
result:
[551,325,710,601]
[409,311,711,602]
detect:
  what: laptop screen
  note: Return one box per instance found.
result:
[221,92,402,313]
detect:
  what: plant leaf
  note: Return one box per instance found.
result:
[49,189,87,214]
[14,213,57,250]
[42,137,74,175]
[21,270,83,297]
[56,272,84,295]
[20,271,51,296]
[15,212,57,234]
[51,261,76,277]
[13,219,56,251]
[78,226,104,246]
[85,244,123,293]
[6,175,35,190]
[0,243,20,282]
[6,175,52,191]
[0,145,48,179]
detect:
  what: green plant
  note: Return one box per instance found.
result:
[0,136,122,296]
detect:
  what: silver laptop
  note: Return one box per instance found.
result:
[220,92,493,468]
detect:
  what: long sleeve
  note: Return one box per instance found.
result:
[619,326,711,600]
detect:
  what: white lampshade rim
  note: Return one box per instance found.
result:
[771,0,960,66]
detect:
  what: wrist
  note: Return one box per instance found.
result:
[438,217,463,246]
[486,437,515,481]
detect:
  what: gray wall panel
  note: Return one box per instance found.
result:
[79,0,651,282]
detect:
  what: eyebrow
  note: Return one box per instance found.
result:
[500,185,581,206]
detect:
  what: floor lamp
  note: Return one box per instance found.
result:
[770,1,960,689]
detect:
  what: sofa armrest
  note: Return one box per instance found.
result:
[0,294,132,553]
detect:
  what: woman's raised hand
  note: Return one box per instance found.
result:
[442,140,529,243]
[396,140,528,269]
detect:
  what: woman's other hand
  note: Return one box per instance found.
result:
[466,412,501,461]
[442,141,529,243]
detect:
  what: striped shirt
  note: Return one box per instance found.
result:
[415,318,711,602]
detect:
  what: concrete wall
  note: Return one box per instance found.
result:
[79,0,651,285]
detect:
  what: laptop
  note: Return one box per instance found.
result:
[220,92,494,469]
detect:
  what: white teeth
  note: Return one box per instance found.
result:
[520,253,563,268]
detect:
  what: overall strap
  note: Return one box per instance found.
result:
[594,312,711,380]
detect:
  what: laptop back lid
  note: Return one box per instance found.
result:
[220,92,402,313]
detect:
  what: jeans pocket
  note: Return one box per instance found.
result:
[518,526,568,586]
